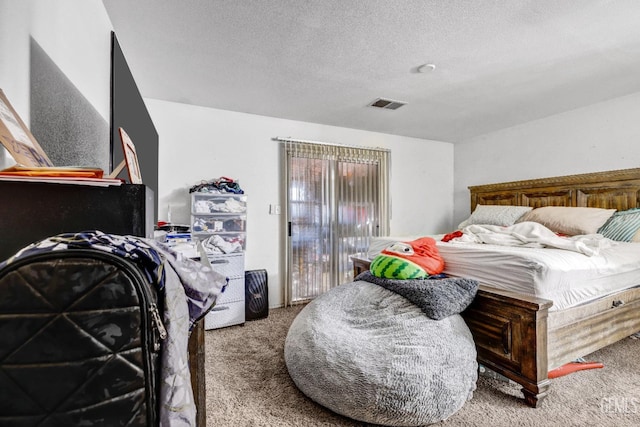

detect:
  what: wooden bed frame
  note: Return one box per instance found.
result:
[463,167,640,407]
[353,167,640,408]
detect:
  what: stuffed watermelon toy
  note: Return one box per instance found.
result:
[370,236,444,279]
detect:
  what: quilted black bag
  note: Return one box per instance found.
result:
[0,249,165,426]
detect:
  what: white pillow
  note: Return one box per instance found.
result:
[517,206,616,236]
[457,205,533,229]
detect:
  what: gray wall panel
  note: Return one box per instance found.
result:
[29,37,109,171]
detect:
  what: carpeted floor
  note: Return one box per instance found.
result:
[205,305,640,427]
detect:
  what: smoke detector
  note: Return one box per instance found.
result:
[417,63,436,73]
[368,98,406,110]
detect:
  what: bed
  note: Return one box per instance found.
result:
[352,167,640,407]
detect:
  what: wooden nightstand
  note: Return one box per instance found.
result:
[351,254,372,277]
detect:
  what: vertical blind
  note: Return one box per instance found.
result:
[278,138,390,305]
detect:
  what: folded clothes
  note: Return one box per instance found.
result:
[202,235,243,255]
[193,198,246,214]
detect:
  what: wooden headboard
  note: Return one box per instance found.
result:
[469,168,640,211]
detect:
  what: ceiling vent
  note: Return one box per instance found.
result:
[368,98,406,110]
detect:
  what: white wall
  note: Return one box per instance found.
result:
[147,99,454,308]
[0,0,112,121]
[454,92,640,226]
[30,0,112,122]
[0,0,112,169]
[0,0,31,169]
[0,0,30,120]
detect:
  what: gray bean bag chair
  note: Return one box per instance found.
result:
[284,279,478,426]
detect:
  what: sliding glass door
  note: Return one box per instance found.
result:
[281,140,390,305]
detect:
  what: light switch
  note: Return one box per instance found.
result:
[269,204,281,215]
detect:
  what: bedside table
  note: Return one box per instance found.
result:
[351,254,372,277]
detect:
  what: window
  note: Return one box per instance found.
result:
[280,139,390,304]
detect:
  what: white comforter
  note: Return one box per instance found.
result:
[452,221,613,256]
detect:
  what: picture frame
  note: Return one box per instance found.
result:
[0,89,53,167]
[118,127,143,184]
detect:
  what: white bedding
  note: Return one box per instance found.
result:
[367,234,640,311]
[456,222,613,256]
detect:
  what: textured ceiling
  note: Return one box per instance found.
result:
[102,0,640,143]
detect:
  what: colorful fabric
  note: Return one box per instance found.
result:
[441,230,463,242]
[189,176,244,194]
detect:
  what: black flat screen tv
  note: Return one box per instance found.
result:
[110,31,158,221]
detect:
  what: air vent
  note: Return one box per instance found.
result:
[368,98,406,110]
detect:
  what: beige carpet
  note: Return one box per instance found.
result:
[205,305,640,427]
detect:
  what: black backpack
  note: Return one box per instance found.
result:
[0,249,163,426]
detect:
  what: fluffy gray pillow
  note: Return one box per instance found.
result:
[355,270,478,320]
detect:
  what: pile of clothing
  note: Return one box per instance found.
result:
[189,177,244,194]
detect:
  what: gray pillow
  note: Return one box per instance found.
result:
[458,204,532,229]
[356,270,478,320]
